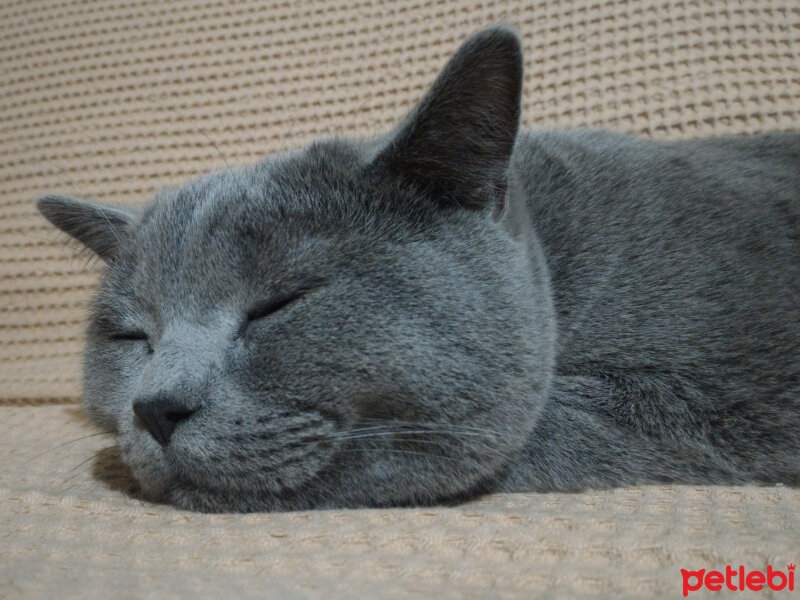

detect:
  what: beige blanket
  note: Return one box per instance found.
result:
[2,1,799,598]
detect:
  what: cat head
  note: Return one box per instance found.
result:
[37,26,555,512]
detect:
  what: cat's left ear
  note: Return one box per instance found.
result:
[36,194,140,262]
[373,26,523,213]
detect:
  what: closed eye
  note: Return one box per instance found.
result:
[240,279,325,338]
[109,330,153,353]
[244,291,305,328]
[110,330,148,341]
[247,292,304,322]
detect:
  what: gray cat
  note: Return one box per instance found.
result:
[36,27,799,512]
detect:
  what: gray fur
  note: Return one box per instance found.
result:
[36,27,799,512]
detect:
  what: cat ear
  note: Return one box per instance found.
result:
[374,26,523,211]
[36,194,139,261]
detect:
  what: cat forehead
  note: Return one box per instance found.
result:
[137,138,396,243]
[114,139,430,304]
[145,143,356,220]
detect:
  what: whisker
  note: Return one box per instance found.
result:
[15,431,112,469]
[341,423,478,434]
[332,421,504,441]
[61,449,105,476]
[337,448,465,466]
[57,448,107,489]
[353,418,507,437]
[331,430,498,442]
[337,435,512,464]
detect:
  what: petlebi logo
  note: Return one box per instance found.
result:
[681,564,795,596]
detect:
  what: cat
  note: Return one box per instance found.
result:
[36,26,800,513]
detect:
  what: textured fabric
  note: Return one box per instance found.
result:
[3,0,800,403]
[2,405,798,599]
[2,2,799,599]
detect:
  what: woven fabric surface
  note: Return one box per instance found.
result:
[1,405,798,599]
[3,0,800,403]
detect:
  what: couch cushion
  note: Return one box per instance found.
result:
[2,405,798,598]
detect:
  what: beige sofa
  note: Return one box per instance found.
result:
[2,1,798,598]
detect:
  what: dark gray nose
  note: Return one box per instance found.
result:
[133,397,197,446]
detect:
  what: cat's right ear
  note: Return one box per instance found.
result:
[36,194,140,262]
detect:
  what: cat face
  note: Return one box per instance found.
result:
[37,27,555,512]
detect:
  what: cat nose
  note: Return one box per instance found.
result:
[133,397,197,446]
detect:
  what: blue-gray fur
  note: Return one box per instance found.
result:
[36,27,799,512]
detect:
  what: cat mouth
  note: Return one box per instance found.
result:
[118,432,338,511]
[118,404,346,506]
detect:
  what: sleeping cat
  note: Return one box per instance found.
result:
[37,27,799,512]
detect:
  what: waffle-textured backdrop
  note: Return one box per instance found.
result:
[3,0,800,403]
[2,3,800,599]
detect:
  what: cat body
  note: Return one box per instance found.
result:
[504,130,800,491]
[36,28,799,512]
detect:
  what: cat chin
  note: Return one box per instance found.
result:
[117,438,174,501]
[127,455,501,513]
[115,428,331,511]
[158,482,313,513]
[121,443,477,513]
[124,458,303,513]
[156,471,464,513]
